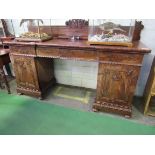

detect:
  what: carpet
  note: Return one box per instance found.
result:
[0,91,155,135]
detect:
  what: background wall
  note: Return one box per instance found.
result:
[54,59,98,89]
[6,19,155,96]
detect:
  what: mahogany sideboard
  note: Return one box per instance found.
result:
[5,39,151,117]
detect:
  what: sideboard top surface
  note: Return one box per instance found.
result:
[4,39,151,54]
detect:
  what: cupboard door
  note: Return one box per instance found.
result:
[97,63,141,105]
[13,55,40,91]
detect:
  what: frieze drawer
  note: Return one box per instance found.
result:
[37,47,60,58]
[59,49,98,61]
[59,49,73,58]
[72,49,98,61]
[10,45,36,55]
[98,52,143,65]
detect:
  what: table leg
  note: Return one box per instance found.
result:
[0,68,11,94]
[5,64,13,77]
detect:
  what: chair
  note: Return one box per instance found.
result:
[0,48,11,94]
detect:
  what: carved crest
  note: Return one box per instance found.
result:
[65,19,88,28]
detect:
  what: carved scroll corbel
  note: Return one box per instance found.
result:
[132,20,144,41]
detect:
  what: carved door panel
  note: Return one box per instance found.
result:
[13,56,40,91]
[97,63,140,105]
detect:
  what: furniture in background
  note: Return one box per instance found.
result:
[4,20,151,117]
[0,19,14,78]
[144,56,155,116]
[0,19,15,39]
[0,48,11,93]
